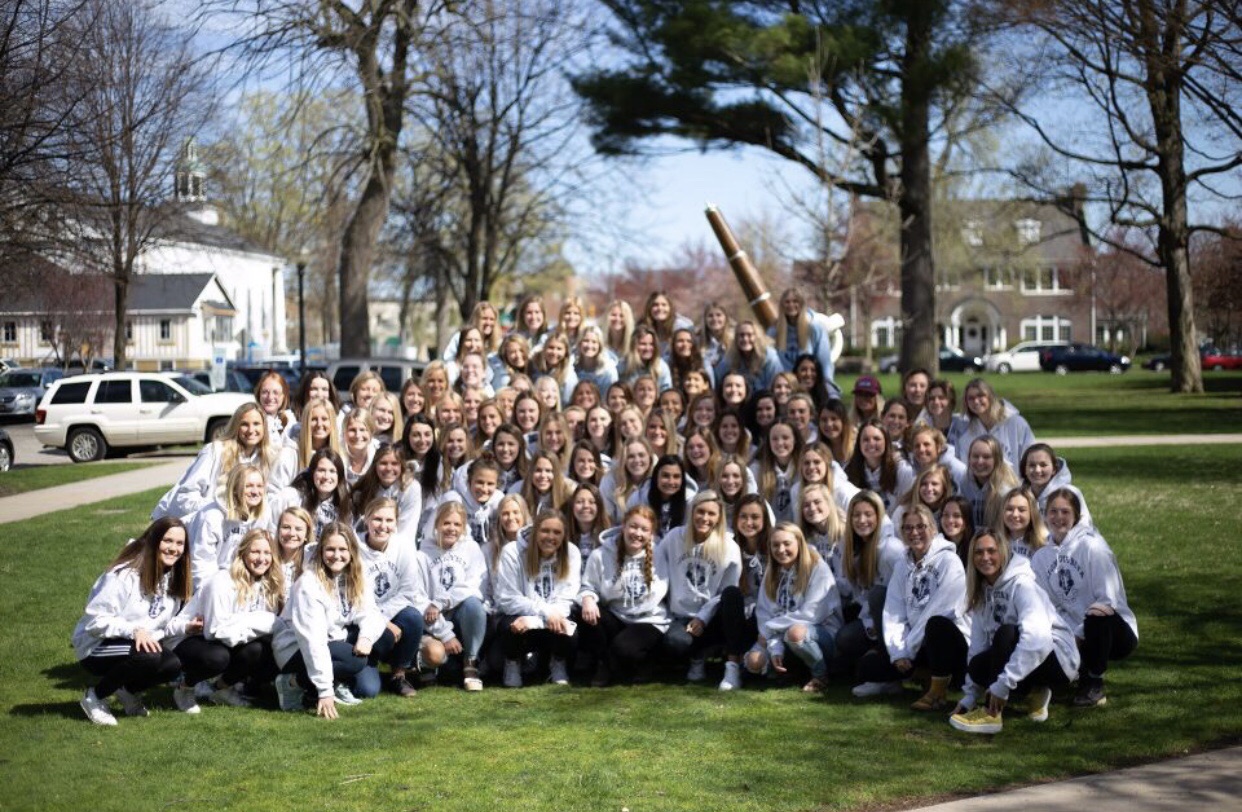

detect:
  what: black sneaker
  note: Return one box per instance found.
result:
[590,662,611,688]
[390,674,418,697]
[1073,681,1108,707]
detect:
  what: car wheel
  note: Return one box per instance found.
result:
[0,442,12,472]
[1213,364,1224,371]
[998,363,1011,374]
[1054,364,1069,375]
[1109,364,1123,374]
[67,427,107,463]
[205,417,230,443]
[1152,361,1166,372]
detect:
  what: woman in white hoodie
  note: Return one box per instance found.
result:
[272,522,386,719]
[73,517,198,726]
[744,522,842,693]
[577,505,670,687]
[184,464,275,590]
[172,528,285,712]
[657,490,742,683]
[948,530,1080,734]
[855,504,970,712]
[495,511,582,687]
[419,501,489,691]
[1032,488,1137,708]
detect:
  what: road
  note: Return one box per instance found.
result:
[0,419,195,468]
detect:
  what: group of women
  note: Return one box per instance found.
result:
[73,288,1137,735]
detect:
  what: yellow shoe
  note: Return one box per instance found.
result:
[950,706,1003,734]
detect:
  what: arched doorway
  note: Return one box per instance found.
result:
[946,299,1004,356]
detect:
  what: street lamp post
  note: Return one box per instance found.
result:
[297,260,307,377]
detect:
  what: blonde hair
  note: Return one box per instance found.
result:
[842,490,887,589]
[217,402,280,499]
[774,288,811,357]
[966,530,1011,610]
[525,510,572,581]
[994,487,1046,554]
[223,463,266,522]
[763,522,820,601]
[684,489,730,566]
[312,522,366,607]
[298,399,341,469]
[228,528,285,613]
[797,482,845,546]
[970,436,1019,527]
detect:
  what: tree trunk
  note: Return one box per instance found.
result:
[338,169,389,357]
[897,5,938,375]
[1141,0,1202,393]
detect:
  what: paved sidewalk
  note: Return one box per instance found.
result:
[0,459,186,524]
[1045,433,1242,448]
[905,745,1242,811]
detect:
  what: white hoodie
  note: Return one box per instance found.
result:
[579,540,670,630]
[72,567,191,660]
[961,556,1080,704]
[200,569,282,648]
[835,531,905,636]
[495,539,582,620]
[420,537,487,616]
[656,527,742,623]
[1032,457,1093,528]
[954,410,1035,472]
[357,534,421,621]
[1031,520,1137,641]
[883,535,970,662]
[272,571,386,699]
[756,557,842,658]
[184,503,274,590]
[152,441,297,520]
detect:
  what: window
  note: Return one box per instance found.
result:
[1021,316,1071,343]
[871,317,903,349]
[159,319,172,340]
[159,360,175,371]
[95,379,133,404]
[51,381,92,404]
[984,267,1013,290]
[1015,218,1042,245]
[140,379,179,403]
[2,322,15,343]
[936,266,960,291]
[1021,266,1070,294]
[40,321,54,343]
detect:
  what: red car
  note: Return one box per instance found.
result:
[1202,347,1242,371]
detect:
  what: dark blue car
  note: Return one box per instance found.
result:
[1040,343,1131,374]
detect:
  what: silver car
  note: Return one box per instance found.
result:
[0,367,65,418]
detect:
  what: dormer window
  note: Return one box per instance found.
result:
[962,221,983,247]
[1016,218,1041,246]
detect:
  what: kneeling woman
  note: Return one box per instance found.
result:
[578,505,670,686]
[1032,489,1137,708]
[745,522,842,693]
[856,504,969,711]
[949,530,1080,734]
[495,510,582,687]
[355,498,445,698]
[73,518,197,726]
[272,522,386,719]
[657,490,742,683]
[420,502,488,691]
[173,529,286,711]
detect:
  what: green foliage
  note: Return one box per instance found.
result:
[0,462,154,498]
[2,435,1242,810]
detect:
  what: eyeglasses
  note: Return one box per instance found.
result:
[902,523,931,534]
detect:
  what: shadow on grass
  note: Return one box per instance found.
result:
[9,701,88,721]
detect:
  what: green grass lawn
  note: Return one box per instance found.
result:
[0,462,156,498]
[841,371,1242,436]
[2,444,1240,812]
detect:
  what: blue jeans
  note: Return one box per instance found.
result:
[353,607,426,698]
[785,623,837,679]
[446,596,487,660]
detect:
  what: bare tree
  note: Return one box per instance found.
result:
[1192,223,1242,349]
[1000,0,1242,392]
[56,0,215,369]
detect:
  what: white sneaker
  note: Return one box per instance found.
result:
[115,687,148,718]
[80,688,118,726]
[333,683,363,706]
[172,684,201,714]
[851,680,903,698]
[686,658,707,682]
[503,659,523,688]
[548,658,570,686]
[718,661,743,692]
[209,685,252,708]
[274,674,303,712]
[1027,686,1052,722]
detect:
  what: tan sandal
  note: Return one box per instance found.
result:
[802,677,828,693]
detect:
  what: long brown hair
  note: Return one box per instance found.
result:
[525,510,572,581]
[109,517,192,603]
[312,522,366,608]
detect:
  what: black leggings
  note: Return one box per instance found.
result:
[279,625,369,696]
[577,608,664,672]
[857,615,967,683]
[175,636,279,686]
[497,615,578,661]
[1081,613,1137,680]
[662,612,726,660]
[80,639,182,699]
[966,624,1072,694]
[711,585,759,658]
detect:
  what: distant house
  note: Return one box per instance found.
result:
[840,196,1098,356]
[1,273,237,371]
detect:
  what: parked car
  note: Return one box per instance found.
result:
[1201,346,1242,371]
[231,364,300,392]
[34,372,254,463]
[0,367,66,418]
[1039,343,1131,374]
[327,358,427,404]
[1142,352,1172,371]
[174,368,254,394]
[984,341,1068,374]
[0,426,12,471]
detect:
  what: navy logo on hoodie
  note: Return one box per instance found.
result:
[374,571,392,599]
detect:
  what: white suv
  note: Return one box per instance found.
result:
[984,341,1068,374]
[35,372,254,463]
